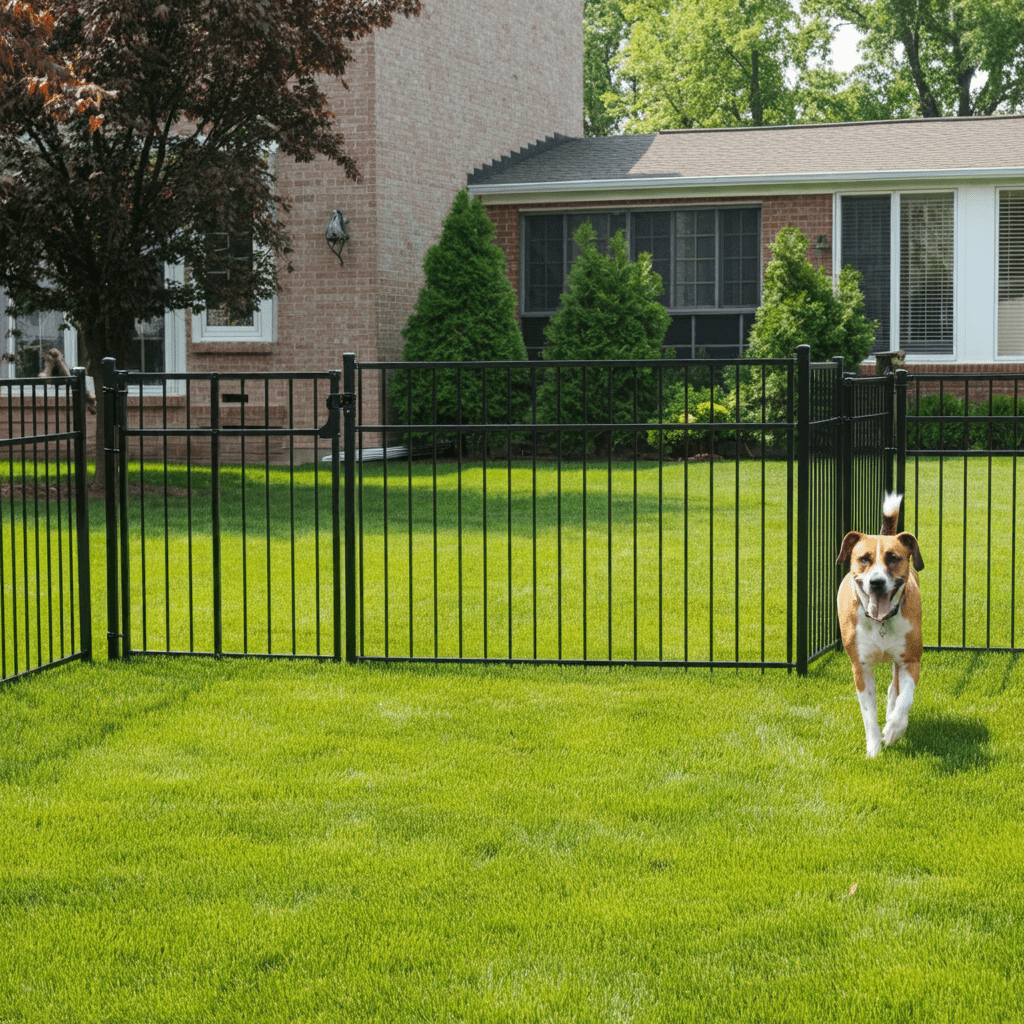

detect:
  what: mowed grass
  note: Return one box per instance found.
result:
[2,651,1023,1023]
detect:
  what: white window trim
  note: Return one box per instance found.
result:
[191,292,275,344]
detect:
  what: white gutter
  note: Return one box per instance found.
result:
[468,165,1024,197]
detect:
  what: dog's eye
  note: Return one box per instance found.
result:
[858,555,871,566]
[885,552,901,566]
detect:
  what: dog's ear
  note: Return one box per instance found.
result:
[837,531,862,565]
[898,532,924,571]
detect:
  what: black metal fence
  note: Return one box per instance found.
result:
[903,372,1024,652]
[1,372,91,685]
[18,347,1023,685]
[351,347,864,672]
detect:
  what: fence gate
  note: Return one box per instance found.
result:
[800,361,902,671]
[103,359,351,662]
[1,371,92,685]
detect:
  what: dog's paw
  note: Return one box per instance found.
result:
[866,738,883,758]
[882,717,908,747]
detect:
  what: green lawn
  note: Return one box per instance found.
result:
[2,651,1023,1023]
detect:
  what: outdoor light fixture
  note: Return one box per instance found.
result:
[815,234,831,252]
[325,210,350,264]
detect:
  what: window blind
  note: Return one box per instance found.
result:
[840,195,891,354]
[899,193,954,355]
[998,190,1024,358]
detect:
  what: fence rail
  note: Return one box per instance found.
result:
[1,372,91,685]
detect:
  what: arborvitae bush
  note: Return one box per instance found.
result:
[391,189,527,449]
[743,226,877,428]
[747,226,877,366]
[536,223,670,454]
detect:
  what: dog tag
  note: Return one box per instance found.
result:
[879,624,886,637]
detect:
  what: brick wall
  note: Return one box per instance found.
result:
[761,194,834,275]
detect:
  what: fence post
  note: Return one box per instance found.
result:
[894,368,908,532]
[210,375,222,658]
[329,369,342,661]
[831,356,844,559]
[841,373,854,536]
[102,357,120,661]
[796,345,810,676]
[342,353,357,664]
[71,367,92,662]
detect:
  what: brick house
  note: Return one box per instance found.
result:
[1,0,584,381]
[468,117,1024,374]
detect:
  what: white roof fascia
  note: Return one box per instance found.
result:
[468,165,1024,201]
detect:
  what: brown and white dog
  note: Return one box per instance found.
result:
[836,493,924,758]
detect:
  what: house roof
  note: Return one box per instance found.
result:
[467,116,1024,197]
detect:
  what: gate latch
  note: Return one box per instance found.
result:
[318,391,355,438]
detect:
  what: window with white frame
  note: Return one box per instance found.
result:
[192,231,275,343]
[998,190,1024,358]
[1,265,186,380]
[839,192,954,358]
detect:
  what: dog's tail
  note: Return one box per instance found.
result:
[881,492,902,536]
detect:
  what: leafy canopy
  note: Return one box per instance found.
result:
[609,0,833,130]
[806,0,1024,117]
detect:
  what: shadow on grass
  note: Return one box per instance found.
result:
[902,710,991,774]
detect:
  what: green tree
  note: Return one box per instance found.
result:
[0,0,421,485]
[583,0,633,136]
[537,223,670,454]
[808,0,1024,117]
[392,189,526,448]
[612,0,833,130]
[745,227,875,426]
[747,227,876,366]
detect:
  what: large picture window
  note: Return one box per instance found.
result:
[1,265,186,382]
[522,207,761,359]
[839,192,954,358]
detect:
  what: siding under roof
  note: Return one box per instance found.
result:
[468,116,1024,193]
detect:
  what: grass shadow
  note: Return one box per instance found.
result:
[901,709,991,774]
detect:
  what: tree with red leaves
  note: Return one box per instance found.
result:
[0,0,420,480]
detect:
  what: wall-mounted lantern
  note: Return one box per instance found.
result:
[815,234,831,253]
[325,210,350,264]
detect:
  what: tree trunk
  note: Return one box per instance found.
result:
[79,308,135,496]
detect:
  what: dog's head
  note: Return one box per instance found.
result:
[837,530,924,622]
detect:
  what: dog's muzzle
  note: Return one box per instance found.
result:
[855,574,906,622]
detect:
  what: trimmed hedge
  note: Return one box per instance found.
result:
[908,393,1024,451]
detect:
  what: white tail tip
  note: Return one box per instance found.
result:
[882,492,903,517]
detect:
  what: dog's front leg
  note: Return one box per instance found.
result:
[882,661,918,748]
[852,661,883,758]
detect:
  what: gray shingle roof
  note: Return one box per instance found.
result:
[468,116,1024,192]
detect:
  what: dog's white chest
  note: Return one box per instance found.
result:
[855,606,911,662]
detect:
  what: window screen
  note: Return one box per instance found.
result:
[841,195,891,353]
[676,209,717,307]
[900,193,954,355]
[998,190,1024,358]
[631,211,672,306]
[524,215,565,313]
